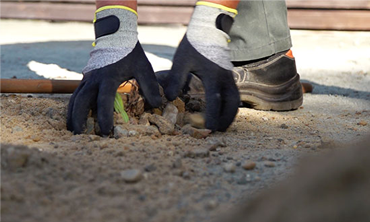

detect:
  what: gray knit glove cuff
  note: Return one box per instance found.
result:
[83,6,138,74]
[186,2,237,70]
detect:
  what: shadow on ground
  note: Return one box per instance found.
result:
[301,79,370,101]
[1,41,176,79]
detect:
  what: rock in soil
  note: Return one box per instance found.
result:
[144,164,157,172]
[242,161,256,170]
[114,126,129,138]
[149,114,175,135]
[120,169,143,183]
[189,113,206,129]
[138,113,151,126]
[185,148,210,159]
[223,163,236,173]
[264,161,276,168]
[172,98,186,113]
[115,125,160,138]
[182,124,212,139]
[162,103,178,125]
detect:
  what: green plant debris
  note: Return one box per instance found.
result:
[114,92,129,123]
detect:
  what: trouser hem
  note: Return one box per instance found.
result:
[230,36,292,62]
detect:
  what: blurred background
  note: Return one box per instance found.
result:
[1,0,370,30]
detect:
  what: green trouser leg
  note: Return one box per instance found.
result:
[230,0,292,62]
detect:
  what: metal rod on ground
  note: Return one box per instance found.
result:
[1,79,312,94]
[0,79,133,94]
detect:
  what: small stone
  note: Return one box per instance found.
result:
[189,113,205,129]
[138,113,151,126]
[207,138,227,149]
[121,169,143,183]
[223,163,236,173]
[31,135,41,142]
[88,135,101,142]
[262,117,269,121]
[142,125,161,136]
[185,148,209,159]
[173,158,183,169]
[144,164,157,172]
[114,126,129,138]
[149,114,174,135]
[205,200,218,210]
[162,103,178,125]
[242,161,256,170]
[358,120,368,126]
[264,161,276,167]
[182,171,191,179]
[182,124,211,139]
[172,98,185,113]
[280,124,289,129]
[152,108,162,116]
[11,126,23,133]
[208,145,218,151]
[128,130,138,137]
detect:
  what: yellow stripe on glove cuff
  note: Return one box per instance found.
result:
[196,1,238,15]
[93,5,138,23]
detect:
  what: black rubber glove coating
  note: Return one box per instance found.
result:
[162,35,240,132]
[67,41,162,136]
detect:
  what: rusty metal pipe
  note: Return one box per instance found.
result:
[1,79,132,94]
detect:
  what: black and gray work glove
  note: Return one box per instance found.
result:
[67,6,161,136]
[162,1,240,132]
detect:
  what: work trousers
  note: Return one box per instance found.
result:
[229,0,292,62]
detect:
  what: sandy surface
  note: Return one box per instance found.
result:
[1,20,370,222]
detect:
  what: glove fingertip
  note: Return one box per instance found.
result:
[147,94,162,108]
[164,86,179,102]
[99,122,114,137]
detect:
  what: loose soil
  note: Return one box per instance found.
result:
[1,92,369,222]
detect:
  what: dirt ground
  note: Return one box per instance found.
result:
[1,90,369,222]
[1,20,370,222]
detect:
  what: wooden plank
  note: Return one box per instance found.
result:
[2,0,370,9]
[288,9,370,30]
[138,6,192,24]
[66,0,370,9]
[139,0,196,6]
[2,2,370,30]
[286,0,370,10]
[1,0,197,5]
[0,2,95,21]
[44,0,95,4]
[0,2,193,24]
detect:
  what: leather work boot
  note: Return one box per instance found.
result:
[156,50,303,111]
[232,50,303,111]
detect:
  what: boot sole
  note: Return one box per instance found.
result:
[237,74,303,111]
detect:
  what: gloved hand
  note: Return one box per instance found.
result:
[67,6,161,136]
[162,1,240,132]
